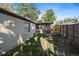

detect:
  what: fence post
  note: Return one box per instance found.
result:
[63,25,64,38]
[72,24,74,42]
[60,25,61,36]
[66,25,68,38]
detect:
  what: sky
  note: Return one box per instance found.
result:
[12,3,79,21]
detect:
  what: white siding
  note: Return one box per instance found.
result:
[0,13,36,55]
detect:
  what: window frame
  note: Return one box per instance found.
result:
[24,22,30,32]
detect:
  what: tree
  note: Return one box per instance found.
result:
[0,3,13,12]
[16,3,40,21]
[41,9,56,22]
[64,18,77,22]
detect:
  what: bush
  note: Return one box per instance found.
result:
[3,34,49,56]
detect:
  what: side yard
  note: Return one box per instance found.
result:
[51,33,79,56]
[3,34,56,56]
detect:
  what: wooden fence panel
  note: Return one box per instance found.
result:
[61,25,64,37]
[74,24,79,44]
[63,25,67,38]
[55,23,79,45]
[67,25,73,39]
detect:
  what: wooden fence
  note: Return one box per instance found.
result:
[54,23,79,45]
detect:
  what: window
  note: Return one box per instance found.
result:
[25,22,30,32]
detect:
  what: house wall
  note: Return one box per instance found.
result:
[0,13,36,55]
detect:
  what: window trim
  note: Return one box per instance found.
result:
[24,22,30,32]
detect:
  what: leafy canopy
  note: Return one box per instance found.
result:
[41,9,56,23]
[64,18,77,22]
[16,3,40,21]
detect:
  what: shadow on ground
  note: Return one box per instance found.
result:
[48,33,79,56]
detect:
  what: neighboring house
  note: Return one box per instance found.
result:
[0,8,36,55]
